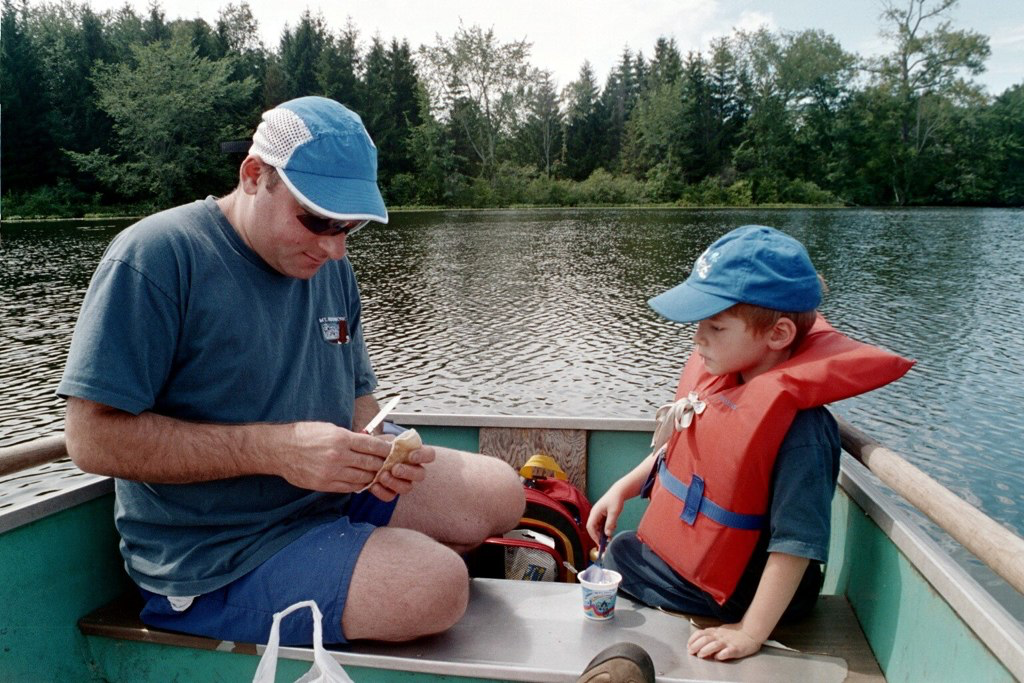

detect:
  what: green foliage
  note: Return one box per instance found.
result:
[522,175,573,206]
[681,177,754,206]
[867,0,992,204]
[2,179,102,219]
[385,173,419,206]
[406,89,467,205]
[621,80,684,178]
[1,0,59,192]
[418,23,534,177]
[562,62,607,181]
[67,37,255,206]
[985,84,1024,205]
[277,10,329,100]
[644,162,684,202]
[573,168,646,205]
[514,69,563,177]
[0,3,1017,216]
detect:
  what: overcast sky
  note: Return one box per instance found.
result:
[82,0,1023,95]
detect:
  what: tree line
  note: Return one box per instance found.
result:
[1,0,1021,218]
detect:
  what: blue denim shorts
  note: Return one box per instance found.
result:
[139,491,397,646]
[604,531,822,623]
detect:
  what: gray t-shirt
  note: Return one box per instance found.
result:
[58,197,377,595]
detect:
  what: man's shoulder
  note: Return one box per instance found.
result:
[103,199,220,265]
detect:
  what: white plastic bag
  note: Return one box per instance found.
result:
[252,600,354,683]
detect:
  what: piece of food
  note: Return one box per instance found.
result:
[359,428,422,492]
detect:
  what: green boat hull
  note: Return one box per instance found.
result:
[1,416,1021,682]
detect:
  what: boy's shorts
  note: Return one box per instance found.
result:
[605,531,822,623]
[138,491,398,646]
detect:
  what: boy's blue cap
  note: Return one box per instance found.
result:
[250,96,388,223]
[649,225,821,323]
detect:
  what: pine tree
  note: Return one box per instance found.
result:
[0,0,58,193]
[562,61,605,180]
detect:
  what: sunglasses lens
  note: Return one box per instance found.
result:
[296,213,331,234]
[296,214,369,236]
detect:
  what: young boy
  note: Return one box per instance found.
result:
[588,225,911,662]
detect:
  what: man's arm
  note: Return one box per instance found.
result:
[64,396,392,492]
[686,552,809,661]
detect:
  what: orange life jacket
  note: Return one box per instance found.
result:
[636,316,913,605]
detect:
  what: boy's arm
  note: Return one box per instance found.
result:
[586,452,657,543]
[687,552,809,661]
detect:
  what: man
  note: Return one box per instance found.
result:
[59,96,525,646]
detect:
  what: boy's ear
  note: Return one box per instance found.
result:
[766,317,798,351]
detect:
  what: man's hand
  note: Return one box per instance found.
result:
[281,421,394,493]
[687,623,763,661]
[367,441,435,502]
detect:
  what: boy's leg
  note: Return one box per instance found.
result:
[604,531,733,619]
[389,445,525,552]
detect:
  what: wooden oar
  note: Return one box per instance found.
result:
[0,434,67,477]
[837,415,1024,597]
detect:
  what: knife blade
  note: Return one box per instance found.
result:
[362,394,401,434]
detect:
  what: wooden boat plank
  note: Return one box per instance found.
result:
[479,426,588,490]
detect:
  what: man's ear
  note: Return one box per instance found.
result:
[239,155,263,195]
[766,317,797,351]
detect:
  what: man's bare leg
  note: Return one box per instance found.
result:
[342,527,469,641]
[341,446,523,640]
[390,446,525,552]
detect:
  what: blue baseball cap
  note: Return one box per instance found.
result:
[250,96,388,223]
[649,225,821,323]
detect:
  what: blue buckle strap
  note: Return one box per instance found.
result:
[657,460,765,531]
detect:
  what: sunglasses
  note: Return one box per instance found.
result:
[295,213,369,237]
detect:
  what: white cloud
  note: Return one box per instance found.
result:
[989,23,1024,48]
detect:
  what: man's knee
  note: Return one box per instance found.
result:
[423,546,470,630]
[485,456,527,531]
[344,529,469,641]
[377,540,468,637]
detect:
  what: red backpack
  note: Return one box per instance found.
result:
[468,459,597,583]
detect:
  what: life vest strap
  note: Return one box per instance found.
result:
[657,459,765,531]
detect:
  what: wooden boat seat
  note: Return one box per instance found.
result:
[79,578,885,682]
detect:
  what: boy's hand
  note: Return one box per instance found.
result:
[687,623,762,661]
[587,488,625,545]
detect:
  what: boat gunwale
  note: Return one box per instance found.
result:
[388,411,657,432]
[838,454,1024,679]
[0,474,111,534]
[2,412,1023,678]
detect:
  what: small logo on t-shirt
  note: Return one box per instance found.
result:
[318,317,349,344]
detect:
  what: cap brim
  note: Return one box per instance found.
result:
[278,168,388,224]
[648,281,737,323]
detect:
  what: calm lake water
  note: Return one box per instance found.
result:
[2,207,1023,616]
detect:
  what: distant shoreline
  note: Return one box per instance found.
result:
[5,202,942,224]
